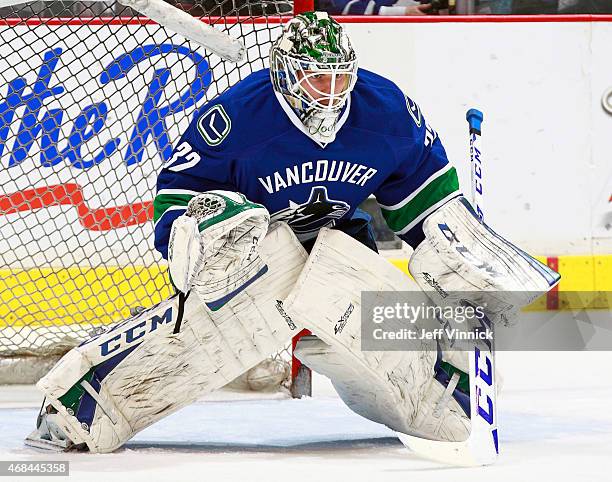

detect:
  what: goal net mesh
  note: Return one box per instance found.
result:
[0,0,294,385]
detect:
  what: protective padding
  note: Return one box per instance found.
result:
[284,229,468,441]
[37,222,306,452]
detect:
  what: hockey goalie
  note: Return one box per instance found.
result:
[27,12,560,463]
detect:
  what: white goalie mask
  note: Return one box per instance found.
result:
[270,11,358,146]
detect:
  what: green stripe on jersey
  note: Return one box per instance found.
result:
[381,167,460,234]
[153,193,195,223]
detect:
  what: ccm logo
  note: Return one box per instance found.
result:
[99,307,173,357]
[474,346,495,425]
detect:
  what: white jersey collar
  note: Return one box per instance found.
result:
[274,91,351,149]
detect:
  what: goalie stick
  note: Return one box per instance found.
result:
[0,0,246,62]
[397,108,499,466]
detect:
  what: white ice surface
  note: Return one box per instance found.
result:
[1,352,612,482]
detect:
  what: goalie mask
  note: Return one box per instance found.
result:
[270,11,358,147]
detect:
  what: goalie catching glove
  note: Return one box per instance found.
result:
[168,190,270,309]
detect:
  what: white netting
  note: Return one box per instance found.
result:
[0,0,294,386]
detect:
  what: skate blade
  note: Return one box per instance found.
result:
[24,430,70,452]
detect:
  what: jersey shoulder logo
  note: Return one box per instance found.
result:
[405,95,422,128]
[197,104,231,146]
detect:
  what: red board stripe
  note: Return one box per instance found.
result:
[1,14,611,27]
[0,184,153,231]
[0,16,290,26]
[335,14,612,23]
[546,257,560,310]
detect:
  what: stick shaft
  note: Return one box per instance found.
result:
[466,107,499,463]
[466,108,485,220]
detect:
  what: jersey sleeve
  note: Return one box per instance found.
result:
[153,103,238,259]
[374,95,461,248]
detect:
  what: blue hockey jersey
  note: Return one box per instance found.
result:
[153,68,461,259]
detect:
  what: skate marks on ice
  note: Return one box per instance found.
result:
[1,391,612,453]
[1,388,612,482]
[0,397,399,453]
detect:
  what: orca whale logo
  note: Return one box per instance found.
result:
[271,186,350,241]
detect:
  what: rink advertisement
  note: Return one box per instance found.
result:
[0,22,281,269]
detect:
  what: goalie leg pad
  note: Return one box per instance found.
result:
[34,222,306,453]
[285,228,470,442]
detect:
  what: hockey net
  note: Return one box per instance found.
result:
[0,0,307,393]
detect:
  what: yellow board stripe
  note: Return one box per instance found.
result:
[1,254,610,329]
[389,254,612,311]
[0,266,172,328]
